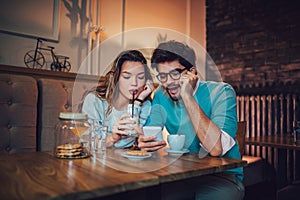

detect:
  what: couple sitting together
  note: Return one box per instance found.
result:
[81,40,244,200]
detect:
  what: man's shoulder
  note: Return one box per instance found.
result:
[151,87,173,106]
[200,80,234,92]
[201,80,231,87]
[152,86,166,98]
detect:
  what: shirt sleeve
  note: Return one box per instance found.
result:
[210,83,238,138]
[198,82,237,156]
[220,130,235,155]
[199,130,235,155]
[82,93,106,122]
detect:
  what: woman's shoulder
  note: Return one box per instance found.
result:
[84,92,107,104]
[82,92,109,115]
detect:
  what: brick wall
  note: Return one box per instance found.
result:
[206,1,300,189]
[206,0,300,87]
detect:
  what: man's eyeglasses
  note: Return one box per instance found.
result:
[156,68,186,83]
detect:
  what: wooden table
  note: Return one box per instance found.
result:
[245,134,300,150]
[0,148,246,200]
[245,134,300,188]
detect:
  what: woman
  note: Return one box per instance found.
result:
[81,50,154,148]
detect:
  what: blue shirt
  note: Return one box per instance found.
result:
[146,80,243,180]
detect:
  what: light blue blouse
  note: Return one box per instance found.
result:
[82,93,151,148]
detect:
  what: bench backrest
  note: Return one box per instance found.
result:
[0,74,38,154]
[37,78,96,151]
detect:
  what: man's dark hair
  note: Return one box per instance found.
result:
[151,40,196,70]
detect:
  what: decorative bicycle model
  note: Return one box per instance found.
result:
[24,38,71,72]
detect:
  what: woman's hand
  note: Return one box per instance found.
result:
[137,80,154,101]
[112,114,136,134]
[107,114,136,146]
[134,126,143,136]
[138,135,166,152]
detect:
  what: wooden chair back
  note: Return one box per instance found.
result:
[236,121,246,156]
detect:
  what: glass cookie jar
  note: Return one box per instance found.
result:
[54,112,91,159]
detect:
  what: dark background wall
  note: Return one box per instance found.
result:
[206,0,300,88]
[205,1,300,193]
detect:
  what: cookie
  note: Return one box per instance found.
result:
[56,143,82,150]
[56,151,81,157]
[56,148,83,153]
[125,150,149,156]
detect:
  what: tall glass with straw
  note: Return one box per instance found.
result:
[127,92,140,149]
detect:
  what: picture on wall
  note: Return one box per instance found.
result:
[0,0,60,41]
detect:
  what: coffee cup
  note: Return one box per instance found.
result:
[167,134,185,151]
[143,126,163,141]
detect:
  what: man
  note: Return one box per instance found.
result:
[139,40,244,199]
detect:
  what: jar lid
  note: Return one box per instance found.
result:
[59,112,87,120]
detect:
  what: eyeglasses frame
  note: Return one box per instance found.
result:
[156,68,187,83]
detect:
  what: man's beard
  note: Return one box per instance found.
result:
[165,83,181,101]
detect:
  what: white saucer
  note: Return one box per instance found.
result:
[121,152,152,160]
[164,148,190,155]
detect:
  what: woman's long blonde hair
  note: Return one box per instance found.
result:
[79,50,153,116]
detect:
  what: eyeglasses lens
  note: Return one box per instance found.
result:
[157,69,183,82]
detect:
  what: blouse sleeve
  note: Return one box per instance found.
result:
[82,93,106,122]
